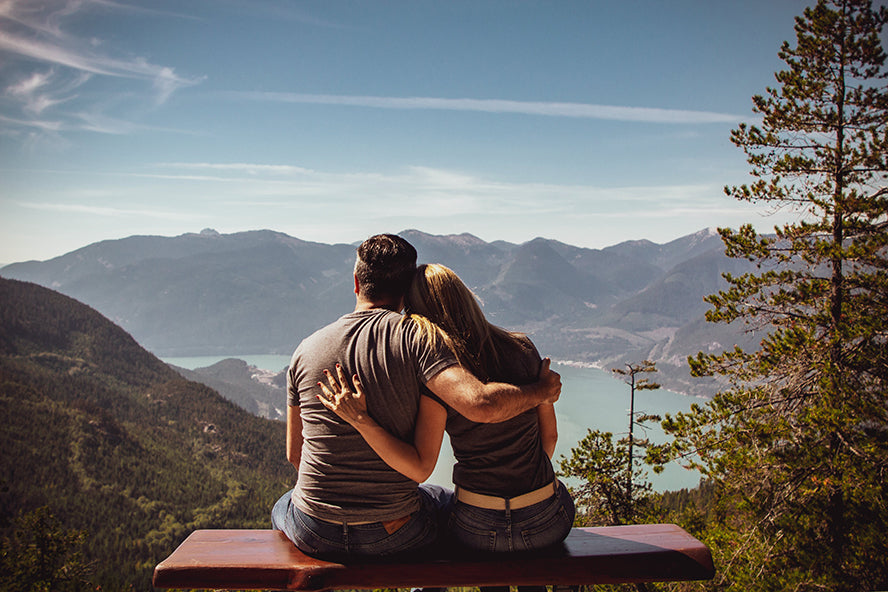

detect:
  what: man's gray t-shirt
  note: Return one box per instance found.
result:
[288,308,457,523]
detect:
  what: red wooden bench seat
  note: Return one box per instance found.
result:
[153,524,714,590]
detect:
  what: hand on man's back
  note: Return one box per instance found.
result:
[538,358,562,404]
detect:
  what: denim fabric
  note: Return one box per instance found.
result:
[448,481,575,553]
[271,484,453,561]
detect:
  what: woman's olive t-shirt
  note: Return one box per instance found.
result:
[430,335,556,498]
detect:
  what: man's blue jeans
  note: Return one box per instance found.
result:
[271,485,453,561]
[448,480,575,553]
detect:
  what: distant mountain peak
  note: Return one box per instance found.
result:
[200,228,220,236]
[612,238,657,249]
[400,229,486,247]
[693,227,720,240]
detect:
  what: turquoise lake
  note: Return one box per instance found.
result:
[163,355,704,493]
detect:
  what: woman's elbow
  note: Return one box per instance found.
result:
[543,439,557,459]
[542,430,557,459]
[546,428,558,447]
[418,459,439,483]
[404,466,435,483]
[286,449,301,469]
[406,456,438,483]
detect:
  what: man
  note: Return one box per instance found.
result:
[271,234,561,559]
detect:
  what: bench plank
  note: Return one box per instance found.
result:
[153,525,714,591]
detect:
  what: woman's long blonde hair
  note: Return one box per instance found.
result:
[405,263,521,382]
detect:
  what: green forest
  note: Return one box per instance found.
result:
[2,1,887,591]
[0,278,293,590]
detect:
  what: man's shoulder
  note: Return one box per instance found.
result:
[294,309,407,355]
[294,316,343,349]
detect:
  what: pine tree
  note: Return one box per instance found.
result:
[612,361,660,509]
[560,362,661,527]
[656,1,888,590]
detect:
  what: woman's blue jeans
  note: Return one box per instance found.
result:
[271,485,453,561]
[448,481,576,553]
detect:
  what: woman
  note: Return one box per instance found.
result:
[319,263,575,555]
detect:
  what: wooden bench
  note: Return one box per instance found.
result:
[153,524,714,590]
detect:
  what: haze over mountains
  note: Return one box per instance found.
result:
[1,228,757,396]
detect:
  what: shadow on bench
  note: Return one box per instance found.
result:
[153,524,714,591]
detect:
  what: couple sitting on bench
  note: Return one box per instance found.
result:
[271,233,574,582]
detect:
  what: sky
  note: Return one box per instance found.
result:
[0,0,819,265]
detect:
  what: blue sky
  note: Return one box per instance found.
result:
[1,0,815,264]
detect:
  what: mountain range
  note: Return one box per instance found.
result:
[1,228,758,396]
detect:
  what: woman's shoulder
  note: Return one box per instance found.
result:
[491,331,542,381]
[504,332,541,359]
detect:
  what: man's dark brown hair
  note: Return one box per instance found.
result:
[355,234,417,302]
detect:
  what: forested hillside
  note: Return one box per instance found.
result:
[171,358,287,421]
[0,278,292,590]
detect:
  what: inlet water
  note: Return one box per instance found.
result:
[164,355,704,492]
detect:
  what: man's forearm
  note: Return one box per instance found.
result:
[470,381,550,423]
[427,360,561,424]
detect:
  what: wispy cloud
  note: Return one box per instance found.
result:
[138,161,729,220]
[0,113,64,131]
[226,92,743,124]
[158,162,317,175]
[1,0,203,139]
[17,201,197,221]
[0,26,200,95]
[6,69,50,95]
[0,110,201,137]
